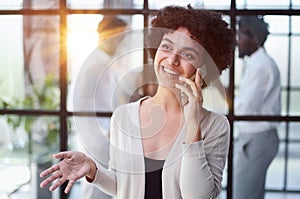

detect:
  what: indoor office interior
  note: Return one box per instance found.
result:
[0,0,299,199]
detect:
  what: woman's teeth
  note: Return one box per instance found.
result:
[163,67,179,76]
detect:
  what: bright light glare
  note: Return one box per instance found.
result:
[67,15,101,80]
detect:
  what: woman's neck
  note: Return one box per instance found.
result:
[150,86,182,112]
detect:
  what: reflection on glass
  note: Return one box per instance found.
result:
[236,0,290,9]
[0,115,59,198]
[0,15,24,109]
[67,14,144,111]
[0,115,59,162]
[0,15,60,110]
[287,143,300,190]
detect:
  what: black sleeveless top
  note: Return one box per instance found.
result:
[144,157,165,199]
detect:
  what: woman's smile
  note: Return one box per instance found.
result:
[162,66,180,77]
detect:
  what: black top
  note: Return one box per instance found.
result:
[144,157,165,199]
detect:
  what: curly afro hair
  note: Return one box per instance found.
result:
[146,5,235,75]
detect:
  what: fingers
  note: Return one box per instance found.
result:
[40,164,60,178]
[53,151,73,159]
[195,68,202,89]
[65,180,76,194]
[177,69,203,103]
[40,169,62,189]
[49,176,67,192]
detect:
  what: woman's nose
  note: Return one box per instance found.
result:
[168,52,180,66]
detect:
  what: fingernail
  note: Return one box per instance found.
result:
[179,76,184,81]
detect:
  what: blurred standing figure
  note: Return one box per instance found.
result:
[71,16,141,199]
[234,16,281,199]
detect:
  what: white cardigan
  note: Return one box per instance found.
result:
[91,99,230,199]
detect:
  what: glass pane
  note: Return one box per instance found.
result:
[149,1,198,9]
[68,114,111,198]
[289,91,300,116]
[291,36,300,87]
[68,0,143,9]
[0,0,23,10]
[287,143,300,190]
[0,115,59,198]
[68,117,80,151]
[277,122,287,140]
[265,35,289,88]
[23,15,60,110]
[289,122,300,140]
[281,90,288,116]
[148,0,230,9]
[67,0,103,9]
[203,85,229,115]
[266,143,285,189]
[67,14,144,111]
[264,15,289,34]
[234,19,284,116]
[234,48,244,88]
[234,15,286,87]
[292,0,300,9]
[0,15,24,109]
[0,15,60,110]
[202,0,231,9]
[0,0,59,10]
[236,0,290,9]
[292,16,300,33]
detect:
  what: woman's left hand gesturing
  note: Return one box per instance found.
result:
[175,68,203,143]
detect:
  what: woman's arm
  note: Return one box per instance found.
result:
[180,117,230,199]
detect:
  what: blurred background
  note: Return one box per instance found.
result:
[0,0,299,198]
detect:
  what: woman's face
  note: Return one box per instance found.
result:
[154,27,205,88]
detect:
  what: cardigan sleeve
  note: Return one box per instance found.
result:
[180,116,230,199]
[90,112,120,196]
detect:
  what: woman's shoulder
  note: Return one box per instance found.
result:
[201,108,230,138]
[202,108,228,123]
[112,96,148,119]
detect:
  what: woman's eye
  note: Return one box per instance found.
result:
[181,52,194,59]
[160,44,171,51]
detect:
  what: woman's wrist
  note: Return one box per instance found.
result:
[185,126,201,143]
[86,158,97,182]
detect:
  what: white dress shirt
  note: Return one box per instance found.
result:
[235,47,281,134]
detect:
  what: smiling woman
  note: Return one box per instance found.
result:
[39,5,235,199]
